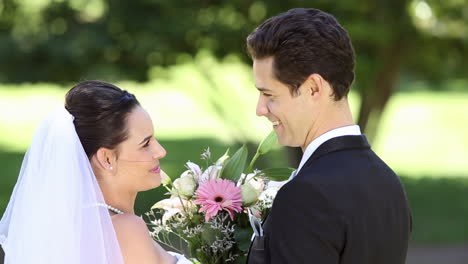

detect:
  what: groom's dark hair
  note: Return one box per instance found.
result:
[246,8,355,100]
[65,80,140,158]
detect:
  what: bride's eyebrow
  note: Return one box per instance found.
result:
[139,135,153,145]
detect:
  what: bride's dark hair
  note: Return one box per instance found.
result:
[65,80,140,157]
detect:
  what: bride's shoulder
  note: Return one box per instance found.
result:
[112,214,147,233]
[111,214,162,263]
[111,214,176,263]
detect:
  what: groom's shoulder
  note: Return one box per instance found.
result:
[287,149,400,198]
[303,147,396,180]
[276,176,328,202]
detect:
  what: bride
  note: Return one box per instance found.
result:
[0,81,191,263]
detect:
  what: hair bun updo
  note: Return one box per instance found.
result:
[65,80,140,157]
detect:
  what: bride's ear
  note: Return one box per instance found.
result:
[95,147,117,172]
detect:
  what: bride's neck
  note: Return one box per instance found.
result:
[105,191,136,215]
[99,181,137,214]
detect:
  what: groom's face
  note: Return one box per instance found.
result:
[253,57,315,148]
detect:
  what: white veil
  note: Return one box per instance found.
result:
[0,107,124,264]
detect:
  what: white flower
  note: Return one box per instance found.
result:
[240,173,265,206]
[199,165,222,184]
[249,177,265,194]
[172,173,197,198]
[160,170,171,186]
[151,197,197,220]
[201,147,211,160]
[186,161,202,177]
[215,152,229,166]
[238,172,264,191]
[241,182,260,206]
[259,186,280,203]
[249,205,262,219]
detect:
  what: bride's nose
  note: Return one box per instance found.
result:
[152,140,167,160]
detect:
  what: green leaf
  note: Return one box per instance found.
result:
[219,145,248,182]
[234,227,254,252]
[260,168,295,181]
[201,223,222,245]
[235,255,248,264]
[246,131,278,174]
[257,130,277,155]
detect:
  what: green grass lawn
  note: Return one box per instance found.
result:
[1,85,466,177]
[403,176,468,244]
[1,140,467,246]
[0,58,467,245]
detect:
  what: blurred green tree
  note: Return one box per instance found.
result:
[0,0,466,143]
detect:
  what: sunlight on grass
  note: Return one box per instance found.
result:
[0,55,274,151]
[0,84,255,151]
[0,83,65,152]
[0,59,467,178]
[374,91,468,177]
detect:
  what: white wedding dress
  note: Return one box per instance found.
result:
[0,107,191,264]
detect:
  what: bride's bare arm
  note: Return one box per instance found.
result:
[112,214,176,264]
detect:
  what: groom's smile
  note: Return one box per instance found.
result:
[272,120,282,127]
[253,57,316,148]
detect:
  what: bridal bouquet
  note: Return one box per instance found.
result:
[145,131,293,264]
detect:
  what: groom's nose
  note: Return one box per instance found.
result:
[256,95,269,117]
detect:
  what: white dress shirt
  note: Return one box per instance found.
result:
[267,125,361,188]
[293,125,362,177]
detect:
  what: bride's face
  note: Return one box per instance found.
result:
[113,106,166,192]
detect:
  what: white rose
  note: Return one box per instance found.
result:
[172,173,197,198]
[248,177,265,194]
[241,181,262,206]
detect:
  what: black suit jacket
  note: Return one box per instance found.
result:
[247,135,412,264]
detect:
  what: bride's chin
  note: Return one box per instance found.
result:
[139,184,159,192]
[142,177,161,191]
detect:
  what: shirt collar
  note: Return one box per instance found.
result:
[294,125,361,176]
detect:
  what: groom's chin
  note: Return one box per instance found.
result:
[277,136,291,147]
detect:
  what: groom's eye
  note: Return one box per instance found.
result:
[263,92,272,97]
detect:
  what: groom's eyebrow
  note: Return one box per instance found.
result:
[255,86,272,92]
[139,135,153,145]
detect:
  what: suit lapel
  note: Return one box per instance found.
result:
[303,135,371,169]
[260,136,369,226]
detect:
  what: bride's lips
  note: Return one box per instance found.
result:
[150,166,161,174]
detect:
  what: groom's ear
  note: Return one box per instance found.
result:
[95,147,116,172]
[302,73,333,101]
[299,73,321,99]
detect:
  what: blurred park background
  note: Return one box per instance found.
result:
[0,0,467,263]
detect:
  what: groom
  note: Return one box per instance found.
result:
[246,8,412,264]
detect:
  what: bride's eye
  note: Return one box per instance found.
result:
[142,140,150,148]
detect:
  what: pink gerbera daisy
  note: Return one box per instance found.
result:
[194,179,243,221]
